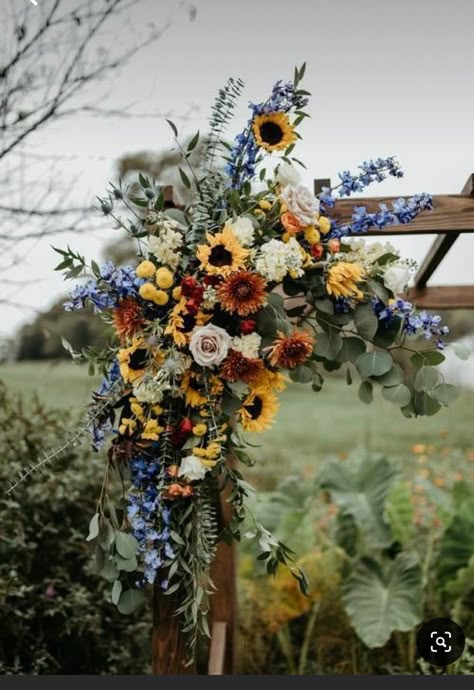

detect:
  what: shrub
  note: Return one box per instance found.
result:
[0,382,151,674]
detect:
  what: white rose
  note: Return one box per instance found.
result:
[178,455,209,482]
[383,264,411,294]
[189,323,232,367]
[229,216,255,247]
[281,184,320,226]
[277,162,301,188]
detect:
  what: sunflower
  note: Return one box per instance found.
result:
[113,297,145,341]
[196,225,249,277]
[180,371,208,408]
[326,261,365,300]
[218,271,267,317]
[252,367,287,392]
[252,112,297,153]
[239,387,279,432]
[165,297,208,347]
[269,329,314,369]
[118,338,149,383]
[220,349,264,384]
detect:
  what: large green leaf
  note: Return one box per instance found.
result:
[384,483,414,544]
[319,454,398,548]
[437,497,474,588]
[354,303,378,340]
[343,554,423,648]
[117,588,146,615]
[314,330,343,360]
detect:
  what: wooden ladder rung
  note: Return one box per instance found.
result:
[208,621,227,675]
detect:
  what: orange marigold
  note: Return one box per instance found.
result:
[220,349,264,384]
[113,298,144,340]
[269,329,314,369]
[218,271,267,316]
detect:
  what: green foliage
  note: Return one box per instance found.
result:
[0,382,151,674]
[342,554,423,648]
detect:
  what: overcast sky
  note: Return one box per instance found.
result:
[1,0,474,338]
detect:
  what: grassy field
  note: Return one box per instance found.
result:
[1,361,473,487]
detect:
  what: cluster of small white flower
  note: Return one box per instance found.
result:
[148,217,183,269]
[232,333,262,359]
[228,216,255,247]
[255,237,304,282]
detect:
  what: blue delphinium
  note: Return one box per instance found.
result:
[89,360,122,451]
[127,455,175,588]
[327,193,433,239]
[373,297,449,350]
[64,263,143,312]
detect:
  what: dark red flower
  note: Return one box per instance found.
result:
[310,243,324,260]
[240,319,257,335]
[181,276,198,297]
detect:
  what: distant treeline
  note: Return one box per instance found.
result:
[16,298,109,360]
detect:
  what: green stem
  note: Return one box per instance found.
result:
[298,601,320,674]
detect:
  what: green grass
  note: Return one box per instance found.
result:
[1,361,473,487]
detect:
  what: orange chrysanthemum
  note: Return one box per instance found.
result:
[218,271,267,316]
[220,349,264,384]
[269,329,314,369]
[113,298,145,341]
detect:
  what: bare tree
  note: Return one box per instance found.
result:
[0,0,196,309]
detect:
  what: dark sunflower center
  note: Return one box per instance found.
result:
[259,121,283,146]
[129,348,148,370]
[245,396,263,419]
[209,245,233,267]
[182,313,197,331]
[234,280,253,299]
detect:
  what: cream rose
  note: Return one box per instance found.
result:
[189,323,232,367]
[281,183,320,226]
[384,264,411,295]
[277,162,301,188]
[178,455,209,482]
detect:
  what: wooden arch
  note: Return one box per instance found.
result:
[153,174,474,675]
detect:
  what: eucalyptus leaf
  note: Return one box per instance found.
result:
[289,365,313,384]
[356,351,392,378]
[452,342,471,361]
[115,532,138,560]
[381,384,412,407]
[413,391,442,416]
[372,363,404,387]
[314,330,343,360]
[413,366,441,392]
[117,589,146,615]
[358,381,373,404]
[354,304,378,340]
[86,513,100,542]
[339,337,366,363]
[116,554,138,572]
[111,580,122,605]
[100,557,120,582]
[411,350,446,368]
[431,383,459,406]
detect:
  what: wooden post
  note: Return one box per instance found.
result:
[152,590,196,674]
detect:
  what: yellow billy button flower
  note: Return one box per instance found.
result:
[304,226,321,246]
[155,267,174,289]
[153,289,169,306]
[193,423,207,437]
[281,232,291,243]
[258,199,272,211]
[136,260,156,279]
[139,282,157,301]
[172,286,182,301]
[318,216,331,235]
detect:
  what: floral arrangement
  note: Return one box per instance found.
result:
[38,65,457,654]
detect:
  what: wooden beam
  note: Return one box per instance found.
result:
[313,178,474,235]
[208,623,227,675]
[414,234,459,288]
[407,285,474,309]
[414,174,474,287]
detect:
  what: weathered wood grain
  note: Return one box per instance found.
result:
[407,285,474,309]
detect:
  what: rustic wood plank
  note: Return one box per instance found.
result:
[314,178,331,196]
[333,195,474,235]
[152,589,196,674]
[408,285,474,309]
[208,622,227,675]
[209,461,238,675]
[414,233,459,287]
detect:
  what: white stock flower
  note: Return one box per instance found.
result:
[232,333,262,359]
[383,264,411,295]
[189,323,232,367]
[281,183,320,226]
[229,216,255,247]
[277,162,301,188]
[255,237,304,282]
[178,455,209,482]
[133,376,165,404]
[148,225,183,269]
